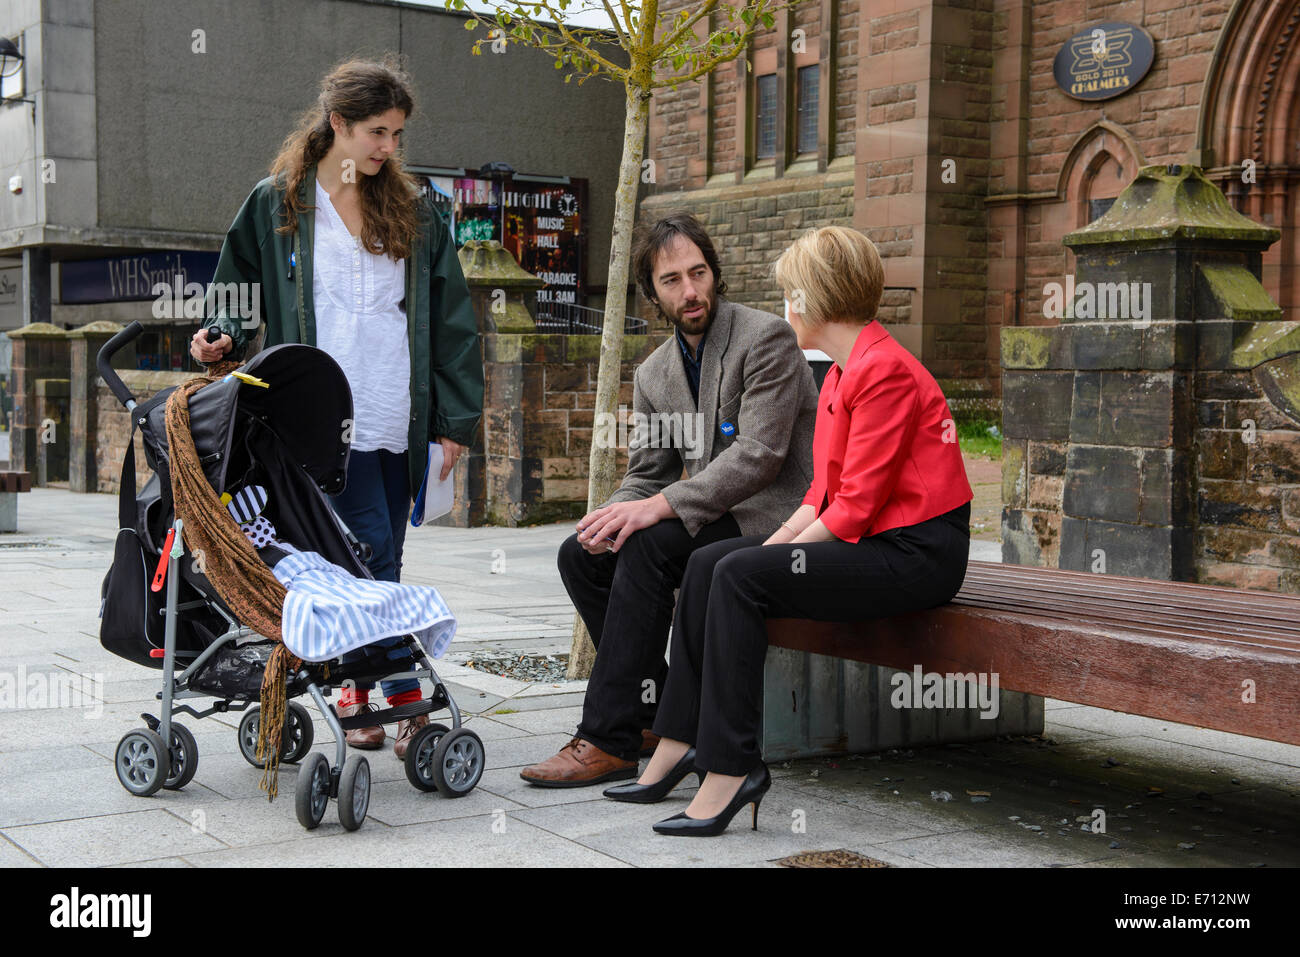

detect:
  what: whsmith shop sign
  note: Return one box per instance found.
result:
[1053,22,1155,101]
[61,252,219,306]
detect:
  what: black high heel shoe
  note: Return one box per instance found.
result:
[604,747,703,803]
[652,762,771,837]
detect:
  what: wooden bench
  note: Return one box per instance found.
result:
[0,470,32,533]
[767,561,1300,749]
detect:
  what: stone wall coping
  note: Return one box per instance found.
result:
[458,241,545,288]
[66,320,127,339]
[1065,164,1281,248]
[5,323,67,339]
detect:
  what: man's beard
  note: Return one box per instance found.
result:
[664,295,717,336]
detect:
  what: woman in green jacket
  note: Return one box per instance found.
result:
[192,56,484,758]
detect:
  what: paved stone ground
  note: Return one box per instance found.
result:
[1,483,1297,868]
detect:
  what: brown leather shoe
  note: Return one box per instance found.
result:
[519,737,637,788]
[338,702,386,750]
[640,729,660,756]
[394,714,429,760]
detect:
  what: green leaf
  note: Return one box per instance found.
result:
[464,18,476,30]
[555,58,564,69]
[761,13,775,29]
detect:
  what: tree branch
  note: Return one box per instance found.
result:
[651,0,719,57]
[599,0,630,47]
[652,28,755,86]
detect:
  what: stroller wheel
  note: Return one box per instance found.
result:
[238,705,312,768]
[430,728,485,798]
[403,723,451,792]
[237,708,268,768]
[115,728,171,797]
[337,755,371,831]
[295,752,331,830]
[162,722,199,791]
[282,702,315,764]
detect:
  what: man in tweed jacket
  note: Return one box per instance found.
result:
[521,213,818,788]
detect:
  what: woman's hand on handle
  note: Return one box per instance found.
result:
[189,330,232,365]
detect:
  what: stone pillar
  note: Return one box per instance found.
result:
[68,321,125,493]
[5,324,70,478]
[436,241,545,527]
[458,240,545,334]
[1002,165,1283,581]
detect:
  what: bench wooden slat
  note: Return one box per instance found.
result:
[954,584,1300,645]
[768,562,1300,747]
[962,563,1300,615]
[953,591,1300,652]
[0,471,33,493]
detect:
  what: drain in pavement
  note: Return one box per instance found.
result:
[458,651,570,683]
[775,849,892,868]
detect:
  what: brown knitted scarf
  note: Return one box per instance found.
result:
[164,362,301,800]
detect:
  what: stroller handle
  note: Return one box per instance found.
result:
[97,320,144,410]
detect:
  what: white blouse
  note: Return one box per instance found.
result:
[312,178,411,453]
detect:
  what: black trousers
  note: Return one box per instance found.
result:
[653,502,972,775]
[557,513,743,760]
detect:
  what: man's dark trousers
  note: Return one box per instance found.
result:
[558,514,742,761]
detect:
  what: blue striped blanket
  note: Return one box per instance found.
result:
[269,547,457,663]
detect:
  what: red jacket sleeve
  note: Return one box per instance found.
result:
[819,355,920,541]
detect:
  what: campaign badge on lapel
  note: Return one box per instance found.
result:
[720,420,737,437]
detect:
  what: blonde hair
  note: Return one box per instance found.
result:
[772,226,885,325]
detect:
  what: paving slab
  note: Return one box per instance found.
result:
[5,808,230,867]
[512,786,941,868]
[178,815,627,868]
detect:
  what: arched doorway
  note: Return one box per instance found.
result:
[1201,0,1300,320]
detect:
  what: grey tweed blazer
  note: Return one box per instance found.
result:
[603,298,818,537]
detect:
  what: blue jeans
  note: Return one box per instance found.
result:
[329,448,419,698]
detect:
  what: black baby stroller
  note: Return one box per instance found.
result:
[97,321,485,831]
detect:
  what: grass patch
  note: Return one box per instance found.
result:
[957,419,1002,460]
[492,708,519,715]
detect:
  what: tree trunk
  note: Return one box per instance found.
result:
[567,83,651,680]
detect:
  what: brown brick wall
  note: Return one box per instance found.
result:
[484,333,669,523]
[96,371,189,496]
[650,0,861,188]
[1012,2,1229,330]
[835,0,859,159]
[1195,370,1300,592]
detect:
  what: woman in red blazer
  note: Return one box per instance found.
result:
[605,226,974,836]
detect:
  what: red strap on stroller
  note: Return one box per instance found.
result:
[151,527,176,592]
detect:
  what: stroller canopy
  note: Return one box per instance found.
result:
[140,344,354,497]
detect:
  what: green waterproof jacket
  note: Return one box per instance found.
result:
[204,163,484,496]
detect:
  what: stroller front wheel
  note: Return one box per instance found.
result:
[115,728,171,797]
[430,728,485,798]
[162,722,199,791]
[337,754,370,831]
[403,723,450,792]
[295,752,330,830]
